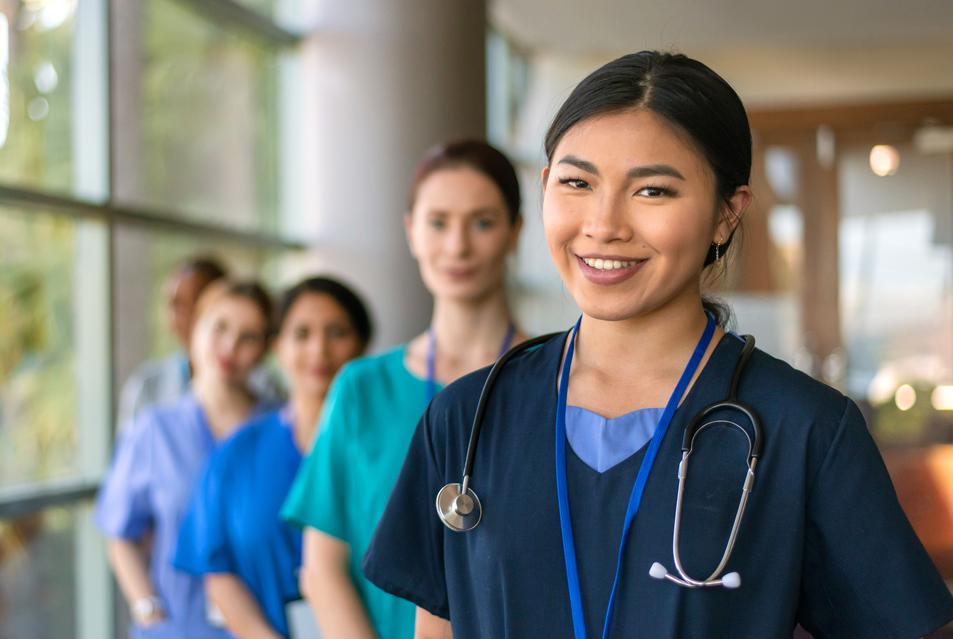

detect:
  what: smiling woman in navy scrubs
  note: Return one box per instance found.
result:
[363,51,953,639]
[173,277,372,638]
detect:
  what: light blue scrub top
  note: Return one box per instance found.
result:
[174,408,303,638]
[95,393,270,639]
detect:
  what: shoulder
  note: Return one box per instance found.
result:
[737,340,858,455]
[742,343,848,419]
[335,346,407,386]
[430,332,567,428]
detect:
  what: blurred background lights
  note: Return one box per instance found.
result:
[868,368,900,405]
[894,384,917,411]
[33,61,58,94]
[932,385,953,411]
[869,144,900,176]
[27,96,49,121]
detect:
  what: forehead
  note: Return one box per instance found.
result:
[414,166,506,213]
[285,292,347,322]
[204,295,264,324]
[553,109,711,180]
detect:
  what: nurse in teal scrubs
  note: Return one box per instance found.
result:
[174,277,372,638]
[281,140,526,639]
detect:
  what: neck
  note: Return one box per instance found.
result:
[289,393,324,453]
[191,374,254,437]
[429,289,514,359]
[575,290,712,379]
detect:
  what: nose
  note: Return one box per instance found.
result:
[582,191,633,244]
[446,220,472,256]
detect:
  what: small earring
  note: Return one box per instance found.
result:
[714,241,721,261]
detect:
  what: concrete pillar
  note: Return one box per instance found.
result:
[282,0,487,350]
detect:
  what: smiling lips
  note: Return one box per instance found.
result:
[576,254,646,285]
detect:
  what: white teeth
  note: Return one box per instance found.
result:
[582,257,637,271]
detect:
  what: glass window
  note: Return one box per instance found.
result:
[112,0,280,232]
[0,206,79,489]
[0,502,107,639]
[0,0,76,193]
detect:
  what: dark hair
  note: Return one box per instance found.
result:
[176,256,227,285]
[409,139,522,224]
[544,51,751,327]
[276,276,373,348]
[195,279,275,337]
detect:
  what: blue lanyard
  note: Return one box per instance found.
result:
[555,314,716,639]
[426,323,516,402]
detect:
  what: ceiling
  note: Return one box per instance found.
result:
[490,0,953,56]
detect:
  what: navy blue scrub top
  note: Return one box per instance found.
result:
[363,332,953,639]
[175,409,303,638]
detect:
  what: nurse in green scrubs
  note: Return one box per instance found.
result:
[281,140,526,639]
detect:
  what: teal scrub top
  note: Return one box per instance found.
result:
[281,346,440,639]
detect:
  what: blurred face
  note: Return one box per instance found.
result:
[165,271,208,347]
[189,295,269,386]
[405,167,521,303]
[274,292,364,399]
[542,108,748,321]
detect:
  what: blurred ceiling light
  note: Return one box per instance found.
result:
[869,144,900,177]
[0,14,8,149]
[894,384,916,411]
[932,385,953,411]
[914,125,953,154]
[34,61,58,94]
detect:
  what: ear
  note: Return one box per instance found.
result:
[715,185,752,243]
[403,212,418,259]
[540,166,550,193]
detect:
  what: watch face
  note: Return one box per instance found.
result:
[133,597,160,620]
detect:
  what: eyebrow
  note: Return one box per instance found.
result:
[556,155,685,181]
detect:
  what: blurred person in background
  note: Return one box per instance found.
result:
[96,280,276,638]
[117,257,283,430]
[281,140,527,639]
[174,276,373,639]
[117,257,226,428]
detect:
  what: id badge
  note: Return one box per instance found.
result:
[285,599,322,639]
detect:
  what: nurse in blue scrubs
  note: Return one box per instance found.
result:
[96,280,275,638]
[363,52,953,638]
[174,276,371,639]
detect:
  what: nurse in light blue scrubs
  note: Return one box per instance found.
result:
[281,140,526,639]
[96,280,275,638]
[174,277,372,639]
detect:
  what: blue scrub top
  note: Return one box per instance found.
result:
[175,408,303,638]
[95,393,269,639]
[363,333,953,638]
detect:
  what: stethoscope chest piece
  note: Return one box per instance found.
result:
[436,482,483,532]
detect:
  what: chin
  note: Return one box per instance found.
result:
[432,281,497,304]
[575,292,658,323]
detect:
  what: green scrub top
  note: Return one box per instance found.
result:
[281,345,440,639]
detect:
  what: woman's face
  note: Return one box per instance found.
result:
[190,295,269,386]
[542,108,747,322]
[274,292,364,399]
[405,167,521,303]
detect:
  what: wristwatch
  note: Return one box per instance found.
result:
[131,596,165,625]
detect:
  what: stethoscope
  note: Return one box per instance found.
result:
[435,319,763,592]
